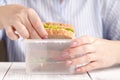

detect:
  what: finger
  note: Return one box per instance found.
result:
[25,18,41,39]
[66,54,96,66]
[70,36,96,48]
[13,22,29,38]
[29,29,42,39]
[5,26,19,40]
[62,44,95,58]
[27,8,48,38]
[75,61,100,73]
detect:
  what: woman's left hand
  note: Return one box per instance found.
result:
[61,36,120,73]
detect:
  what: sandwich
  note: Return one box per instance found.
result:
[43,22,75,39]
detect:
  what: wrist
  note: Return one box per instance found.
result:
[0,23,3,29]
[114,41,120,64]
[0,5,7,30]
[0,6,4,29]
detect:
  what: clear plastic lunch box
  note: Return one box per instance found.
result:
[24,39,76,74]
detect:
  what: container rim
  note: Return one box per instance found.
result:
[22,39,72,43]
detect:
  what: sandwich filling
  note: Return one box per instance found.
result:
[44,23,74,32]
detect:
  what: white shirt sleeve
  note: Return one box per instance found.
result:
[102,0,120,40]
[0,0,6,6]
[0,29,3,40]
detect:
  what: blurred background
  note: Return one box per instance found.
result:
[0,40,7,61]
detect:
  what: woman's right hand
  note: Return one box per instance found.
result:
[0,4,48,40]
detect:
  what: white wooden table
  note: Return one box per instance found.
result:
[89,65,120,80]
[0,62,91,80]
[0,62,120,80]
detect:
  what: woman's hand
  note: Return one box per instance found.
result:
[0,4,48,40]
[61,36,120,73]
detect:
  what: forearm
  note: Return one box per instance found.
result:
[0,6,4,30]
[0,23,3,29]
[114,41,120,64]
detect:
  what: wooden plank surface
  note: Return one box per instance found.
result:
[89,65,120,80]
[4,62,91,80]
[0,62,11,80]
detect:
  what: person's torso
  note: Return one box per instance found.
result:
[5,0,103,61]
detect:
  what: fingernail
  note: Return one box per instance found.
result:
[66,60,72,65]
[76,68,81,72]
[62,52,69,57]
[70,41,77,47]
[43,35,48,39]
